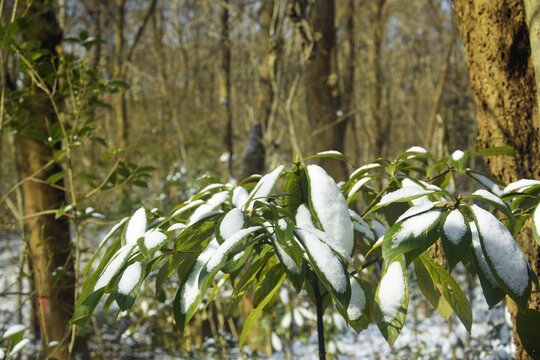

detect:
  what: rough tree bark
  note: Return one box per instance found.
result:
[367,0,388,159]
[16,1,74,358]
[524,0,540,126]
[304,0,348,181]
[453,1,540,358]
[218,0,233,181]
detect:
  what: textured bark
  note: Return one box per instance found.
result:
[16,1,74,358]
[524,0,540,127]
[240,0,276,179]
[304,0,348,181]
[367,0,388,159]
[113,0,128,148]
[218,0,233,180]
[454,1,540,358]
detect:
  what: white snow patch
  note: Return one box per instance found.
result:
[471,205,529,296]
[378,186,434,206]
[396,202,436,222]
[219,152,230,162]
[347,177,372,200]
[272,332,283,352]
[167,223,186,232]
[188,204,222,225]
[143,229,168,250]
[278,218,288,230]
[391,210,441,249]
[247,165,284,210]
[401,179,436,206]
[9,338,30,356]
[471,222,499,287]
[220,208,245,239]
[232,186,249,209]
[503,179,540,194]
[48,341,59,347]
[443,209,467,245]
[2,324,25,338]
[180,239,219,313]
[468,171,503,196]
[125,208,147,246]
[348,278,367,321]
[98,217,127,247]
[280,312,292,329]
[316,150,342,156]
[299,225,353,264]
[350,210,375,242]
[473,189,506,208]
[172,199,204,218]
[94,245,135,291]
[405,146,428,154]
[205,226,262,272]
[206,191,229,206]
[117,262,142,295]
[451,150,465,161]
[295,228,348,293]
[296,204,315,227]
[378,261,406,322]
[350,163,380,179]
[307,165,354,255]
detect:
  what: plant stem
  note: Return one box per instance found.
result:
[313,280,326,360]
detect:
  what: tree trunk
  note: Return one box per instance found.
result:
[453,1,540,358]
[114,0,128,148]
[524,0,540,128]
[17,2,74,358]
[304,0,348,181]
[367,0,387,159]
[218,0,233,181]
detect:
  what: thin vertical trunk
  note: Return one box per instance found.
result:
[114,0,128,148]
[454,1,540,358]
[524,0,540,128]
[368,0,387,159]
[219,0,233,180]
[16,2,74,358]
[304,0,348,181]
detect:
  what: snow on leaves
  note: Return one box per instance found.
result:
[471,205,531,307]
[306,165,355,255]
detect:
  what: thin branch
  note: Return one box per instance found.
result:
[125,0,159,62]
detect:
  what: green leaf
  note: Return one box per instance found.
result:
[419,254,472,332]
[374,258,408,347]
[449,150,468,173]
[532,203,540,246]
[70,288,105,325]
[239,271,286,347]
[253,264,284,307]
[471,236,506,309]
[274,218,303,267]
[382,209,443,265]
[303,151,352,164]
[282,169,303,214]
[440,208,472,271]
[295,228,351,309]
[471,146,515,157]
[345,276,372,332]
[113,261,146,310]
[414,258,453,321]
[516,309,540,359]
[46,171,65,184]
[463,190,515,232]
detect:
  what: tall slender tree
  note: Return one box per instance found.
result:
[15,1,74,358]
[454,1,540,358]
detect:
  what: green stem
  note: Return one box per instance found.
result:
[313,280,326,360]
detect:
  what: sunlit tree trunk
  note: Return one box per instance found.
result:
[454,1,540,358]
[218,0,233,181]
[367,0,388,159]
[304,0,348,180]
[524,0,540,127]
[16,1,74,358]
